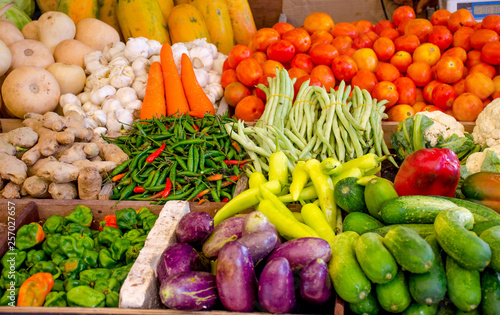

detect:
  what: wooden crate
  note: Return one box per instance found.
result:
[0,200,344,315]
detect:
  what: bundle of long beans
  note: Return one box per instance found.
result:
[104,114,248,203]
[226,68,397,174]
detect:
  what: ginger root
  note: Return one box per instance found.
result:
[36,161,80,183]
[23,176,51,198]
[0,137,16,155]
[2,182,21,199]
[6,127,38,148]
[91,134,129,164]
[78,167,102,200]
[49,182,78,199]
[28,156,57,177]
[0,153,28,185]
[72,160,117,174]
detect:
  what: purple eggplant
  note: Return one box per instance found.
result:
[258,257,295,313]
[202,215,245,259]
[216,241,256,312]
[176,211,214,245]
[157,243,206,283]
[159,271,218,311]
[266,237,331,272]
[237,231,279,265]
[299,258,332,304]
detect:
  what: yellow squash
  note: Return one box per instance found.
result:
[224,0,256,45]
[35,0,58,13]
[157,0,175,25]
[173,0,191,4]
[117,0,170,44]
[99,0,123,40]
[191,0,234,54]
[168,4,211,44]
[57,0,100,25]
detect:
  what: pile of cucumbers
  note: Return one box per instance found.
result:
[333,176,500,314]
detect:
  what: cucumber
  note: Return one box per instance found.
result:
[369,224,435,238]
[403,303,439,315]
[481,268,500,315]
[380,195,457,224]
[434,207,491,270]
[480,226,500,273]
[355,232,398,284]
[408,235,447,305]
[435,196,500,222]
[334,177,367,213]
[445,255,481,312]
[376,269,411,313]
[364,177,398,221]
[349,290,379,315]
[383,226,435,274]
[473,220,500,237]
[328,231,371,303]
[344,212,385,235]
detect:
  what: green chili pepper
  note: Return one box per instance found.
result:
[111,263,133,285]
[188,145,195,172]
[67,286,106,307]
[64,279,87,292]
[16,223,45,251]
[52,279,65,292]
[26,249,46,268]
[1,249,26,270]
[193,146,199,174]
[142,215,158,232]
[136,208,155,227]
[110,238,131,261]
[115,208,137,230]
[51,249,66,266]
[123,229,143,241]
[119,182,136,200]
[59,236,85,258]
[97,227,122,247]
[63,224,93,238]
[175,155,188,171]
[80,268,112,287]
[109,159,131,178]
[99,249,119,269]
[94,277,120,295]
[43,291,67,307]
[29,261,61,279]
[70,233,95,251]
[65,205,93,227]
[59,258,87,280]
[83,249,99,268]
[211,189,221,202]
[43,215,65,235]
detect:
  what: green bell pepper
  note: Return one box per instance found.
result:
[65,205,93,227]
[59,258,87,280]
[0,287,18,306]
[83,249,99,267]
[43,291,67,307]
[64,279,88,292]
[42,233,62,255]
[115,208,137,230]
[98,249,120,269]
[59,235,85,258]
[125,246,141,265]
[63,223,93,238]
[29,261,61,279]
[136,207,154,227]
[70,233,95,251]
[52,279,65,292]
[97,227,122,247]
[130,235,147,248]
[16,222,45,251]
[67,286,105,307]
[106,291,119,307]
[110,238,131,261]
[122,229,143,242]
[143,215,158,231]
[26,249,46,268]
[0,270,29,289]
[51,249,66,266]
[43,215,65,235]
[79,268,112,288]
[1,249,27,270]
[91,229,100,239]
[94,278,120,294]
[111,263,133,285]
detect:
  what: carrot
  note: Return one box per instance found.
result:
[181,53,215,115]
[160,43,190,116]
[140,62,166,120]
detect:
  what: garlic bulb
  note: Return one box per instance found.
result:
[212,53,226,75]
[109,66,135,88]
[132,74,148,100]
[149,55,161,64]
[87,110,107,127]
[84,51,108,74]
[208,70,221,84]
[131,57,149,77]
[147,39,162,57]
[204,83,224,104]
[124,99,142,112]
[82,102,100,113]
[60,93,81,108]
[90,85,116,105]
[123,37,149,62]
[207,43,218,59]
[63,104,86,117]
[93,127,107,136]
[84,117,99,129]
[77,91,92,104]
[101,97,123,113]
[171,43,189,74]
[189,46,214,71]
[103,41,126,62]
[116,87,138,105]
[106,111,122,132]
[194,69,209,88]
[108,56,130,68]
[115,108,134,130]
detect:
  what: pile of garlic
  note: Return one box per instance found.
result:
[59,37,227,135]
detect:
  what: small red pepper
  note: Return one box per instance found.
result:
[193,125,199,131]
[112,173,126,182]
[207,174,223,181]
[221,197,230,202]
[162,178,172,198]
[221,175,240,188]
[231,141,241,153]
[146,143,166,163]
[222,159,252,166]
[134,187,146,193]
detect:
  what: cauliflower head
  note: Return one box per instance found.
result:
[465,145,500,173]
[473,99,500,147]
[416,111,465,146]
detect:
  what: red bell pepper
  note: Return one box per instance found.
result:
[394,148,460,197]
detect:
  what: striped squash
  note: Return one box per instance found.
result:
[117,0,170,43]
[167,4,211,44]
[191,0,234,54]
[173,0,191,4]
[224,0,256,45]
[57,0,99,25]
[157,0,175,25]
[35,0,58,13]
[99,0,123,40]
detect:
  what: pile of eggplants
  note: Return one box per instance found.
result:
[156,211,333,313]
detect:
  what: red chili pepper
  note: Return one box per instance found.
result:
[146,143,166,163]
[162,178,172,198]
[112,173,126,182]
[221,197,229,202]
[134,187,146,193]
[207,174,223,181]
[221,175,240,188]
[193,125,199,131]
[222,159,252,165]
[231,141,241,153]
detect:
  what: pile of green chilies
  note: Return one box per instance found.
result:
[104,114,248,204]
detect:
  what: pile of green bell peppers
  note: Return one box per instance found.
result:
[0,205,157,307]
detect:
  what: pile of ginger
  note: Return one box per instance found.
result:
[0,111,128,199]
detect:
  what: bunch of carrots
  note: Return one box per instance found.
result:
[140,43,215,120]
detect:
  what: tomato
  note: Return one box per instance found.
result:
[351,69,378,93]
[252,51,268,64]
[431,9,452,26]
[398,18,413,35]
[251,28,281,52]
[365,31,379,42]
[442,46,467,63]
[379,28,400,42]
[288,68,308,83]
[223,58,232,71]
[255,74,274,100]
[469,62,496,79]
[261,60,284,77]
[372,81,399,108]
[373,37,396,61]
[352,48,378,72]
[387,104,415,121]
[304,12,334,34]
[453,79,466,96]
[234,95,265,121]
[394,77,417,105]
[354,20,374,34]
[236,57,263,87]
[309,44,338,66]
[221,69,238,89]
[493,75,500,92]
[343,48,357,57]
[227,44,252,68]
[448,9,476,33]
[404,18,433,42]
[311,30,334,45]
[467,50,483,68]
[293,75,322,96]
[421,105,443,112]
[288,54,312,74]
[282,28,312,53]
[464,72,495,100]
[224,81,251,107]
[310,65,336,91]
[432,83,457,109]
[493,91,500,99]
[415,87,424,102]
[453,26,475,51]
[374,20,395,35]
[470,29,499,50]
[331,55,359,82]
[267,40,296,63]
[428,26,453,52]
[483,97,493,107]
[452,92,483,121]
[332,22,358,39]
[422,80,442,103]
[331,35,353,55]
[435,56,464,84]
[272,22,295,35]
[413,101,427,112]
[392,6,416,27]
[375,62,400,82]
[407,62,432,87]
[413,43,441,66]
[482,15,500,34]
[390,51,412,73]
[481,41,500,65]
[352,34,375,49]
[394,34,420,53]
